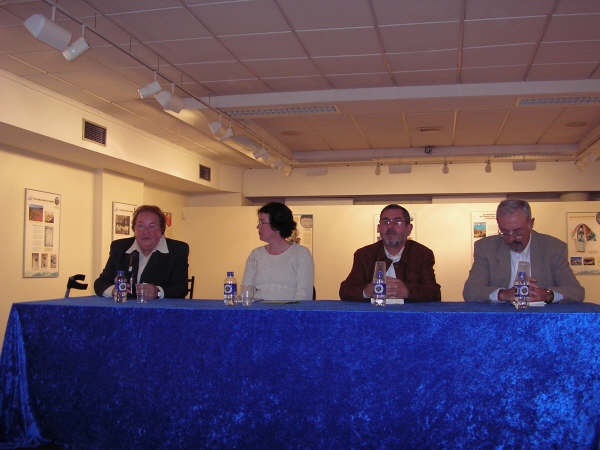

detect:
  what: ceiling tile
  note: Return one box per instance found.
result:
[388,49,457,71]
[538,107,600,144]
[277,0,373,30]
[465,0,555,19]
[463,44,535,67]
[464,17,546,46]
[220,32,306,59]
[0,53,45,76]
[85,0,182,14]
[260,76,332,91]
[0,26,51,53]
[544,14,600,41]
[527,63,597,80]
[461,66,527,83]
[535,41,600,64]
[313,54,387,74]
[189,0,289,35]
[555,0,600,14]
[372,0,462,25]
[354,114,410,148]
[393,69,457,86]
[148,38,231,64]
[455,109,508,145]
[243,58,318,77]
[109,8,208,42]
[297,28,380,57]
[329,73,394,89]
[202,78,271,95]
[406,111,454,146]
[380,22,460,52]
[179,61,254,81]
[304,115,370,149]
[497,108,561,144]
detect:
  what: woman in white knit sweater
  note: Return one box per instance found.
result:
[242,202,314,300]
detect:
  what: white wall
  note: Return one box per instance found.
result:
[182,203,600,303]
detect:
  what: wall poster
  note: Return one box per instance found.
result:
[567,212,599,275]
[471,211,498,257]
[23,188,61,278]
[290,214,313,254]
[112,202,136,240]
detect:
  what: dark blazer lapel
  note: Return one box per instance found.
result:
[529,231,542,281]
[139,251,166,282]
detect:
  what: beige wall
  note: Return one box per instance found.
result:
[0,147,188,344]
[182,203,600,303]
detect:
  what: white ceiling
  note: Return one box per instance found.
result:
[1,0,600,170]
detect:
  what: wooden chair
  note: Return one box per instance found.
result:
[187,276,195,299]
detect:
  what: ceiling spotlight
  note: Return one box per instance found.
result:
[442,161,449,174]
[375,162,382,175]
[24,10,72,51]
[208,120,234,141]
[154,83,184,113]
[252,147,268,160]
[62,24,89,61]
[138,75,161,99]
[485,160,492,173]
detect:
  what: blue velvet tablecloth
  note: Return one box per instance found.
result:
[2,297,600,449]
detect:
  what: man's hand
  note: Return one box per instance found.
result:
[385,276,409,299]
[498,288,515,303]
[528,278,553,303]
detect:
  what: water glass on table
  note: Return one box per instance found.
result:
[239,285,255,306]
[136,283,149,303]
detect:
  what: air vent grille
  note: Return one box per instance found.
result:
[199,164,211,181]
[518,97,600,106]
[82,119,107,145]
[226,105,339,118]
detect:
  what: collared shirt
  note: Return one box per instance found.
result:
[102,236,169,298]
[384,246,404,278]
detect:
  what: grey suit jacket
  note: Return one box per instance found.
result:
[463,230,584,302]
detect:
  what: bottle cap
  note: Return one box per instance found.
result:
[117,270,124,275]
[376,270,383,277]
[227,271,234,276]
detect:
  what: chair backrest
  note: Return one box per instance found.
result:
[65,274,87,298]
[187,276,195,299]
[313,286,316,300]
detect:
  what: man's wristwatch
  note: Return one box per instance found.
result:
[543,288,554,304]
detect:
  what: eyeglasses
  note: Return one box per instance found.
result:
[379,218,406,226]
[498,228,526,238]
[257,220,270,226]
[135,223,159,231]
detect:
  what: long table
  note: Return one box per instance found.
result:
[2,297,600,449]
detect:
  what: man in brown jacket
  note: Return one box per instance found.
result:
[339,204,441,302]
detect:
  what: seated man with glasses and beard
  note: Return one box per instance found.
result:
[463,199,584,303]
[339,204,441,302]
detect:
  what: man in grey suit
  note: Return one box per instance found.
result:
[463,199,584,303]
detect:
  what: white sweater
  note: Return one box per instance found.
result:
[242,243,314,300]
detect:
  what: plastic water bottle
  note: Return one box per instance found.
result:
[113,270,128,303]
[224,271,237,305]
[513,271,529,310]
[373,270,386,307]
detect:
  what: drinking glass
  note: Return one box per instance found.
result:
[136,283,148,303]
[239,285,255,306]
